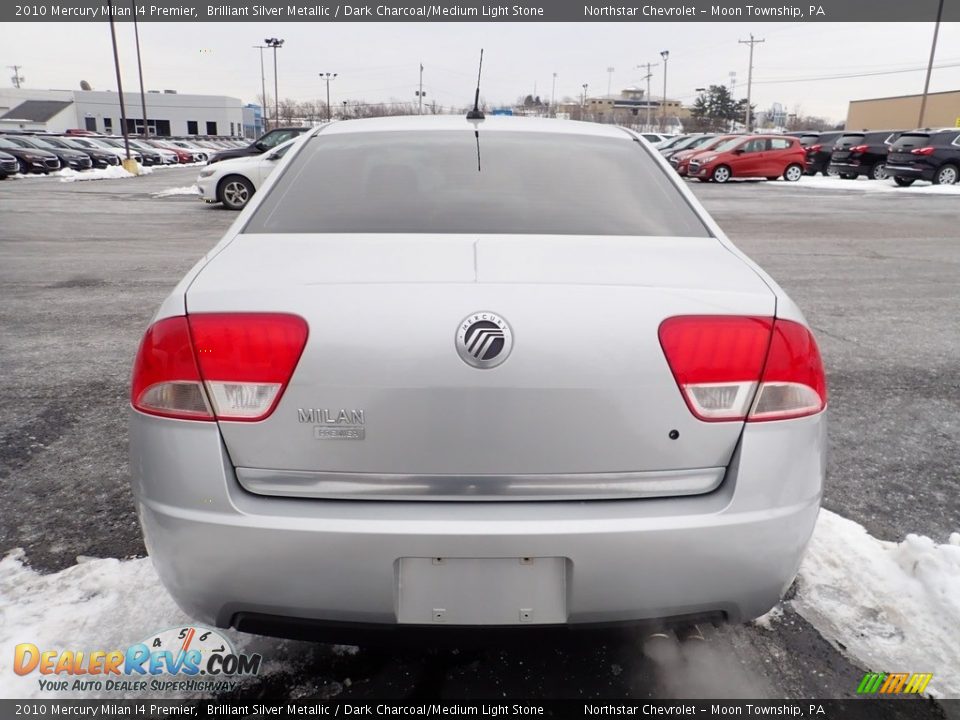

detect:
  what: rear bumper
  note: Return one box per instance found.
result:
[130,410,825,635]
[884,163,932,181]
[828,161,866,177]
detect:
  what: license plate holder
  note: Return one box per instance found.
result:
[396,557,567,625]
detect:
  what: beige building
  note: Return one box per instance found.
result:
[846,90,960,131]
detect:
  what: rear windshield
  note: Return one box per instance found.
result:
[245,130,710,237]
[837,134,866,147]
[798,134,820,146]
[890,134,929,151]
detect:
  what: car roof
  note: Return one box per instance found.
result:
[315,115,633,139]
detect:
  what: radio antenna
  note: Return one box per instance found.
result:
[466,49,485,120]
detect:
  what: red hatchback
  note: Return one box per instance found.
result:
[688,135,806,183]
[672,134,739,176]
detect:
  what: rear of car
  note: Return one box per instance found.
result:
[130,118,825,638]
[828,131,900,180]
[799,131,842,176]
[885,130,960,186]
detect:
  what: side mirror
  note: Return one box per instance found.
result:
[266,153,280,161]
[254,141,268,151]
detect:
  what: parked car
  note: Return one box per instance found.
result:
[885,128,960,186]
[196,138,297,210]
[2,134,93,171]
[207,127,309,164]
[41,135,120,168]
[671,135,738,177]
[63,136,143,164]
[0,149,19,178]
[129,139,179,165]
[145,139,195,164]
[688,135,806,183]
[162,139,210,162]
[828,130,901,180]
[130,116,826,640]
[654,134,690,152]
[798,131,842,176]
[660,134,717,160]
[639,133,670,145]
[99,138,166,166]
[0,136,61,174]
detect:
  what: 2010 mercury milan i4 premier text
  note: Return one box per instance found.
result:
[130,116,827,640]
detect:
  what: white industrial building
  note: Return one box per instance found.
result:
[0,87,250,137]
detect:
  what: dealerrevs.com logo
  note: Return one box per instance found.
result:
[14,626,261,693]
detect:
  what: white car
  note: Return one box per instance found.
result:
[196,138,296,210]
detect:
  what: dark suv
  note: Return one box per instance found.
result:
[828,130,901,180]
[798,131,842,176]
[885,129,960,186]
[208,127,308,164]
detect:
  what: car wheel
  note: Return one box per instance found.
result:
[18,160,29,174]
[218,175,255,210]
[870,163,888,181]
[824,168,838,177]
[711,165,731,183]
[783,164,803,182]
[893,176,915,187]
[933,164,958,185]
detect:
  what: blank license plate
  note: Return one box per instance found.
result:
[396,557,567,625]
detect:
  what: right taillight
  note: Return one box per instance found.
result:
[911,146,935,156]
[807,144,822,153]
[659,315,826,423]
[131,313,308,422]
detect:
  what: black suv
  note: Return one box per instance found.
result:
[208,127,308,164]
[798,131,842,176]
[885,129,960,186]
[828,130,901,180]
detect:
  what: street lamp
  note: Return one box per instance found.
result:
[550,72,557,115]
[253,44,268,132]
[265,37,284,129]
[660,50,669,132]
[319,72,337,122]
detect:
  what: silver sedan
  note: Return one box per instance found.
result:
[130,115,826,638]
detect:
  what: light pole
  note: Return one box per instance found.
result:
[636,62,657,131]
[265,38,284,128]
[319,72,337,122]
[415,63,425,114]
[606,67,615,97]
[550,72,557,115]
[581,83,588,119]
[131,0,149,138]
[659,50,669,132]
[253,44,268,132]
[107,0,132,168]
[918,0,945,127]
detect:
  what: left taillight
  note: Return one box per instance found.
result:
[131,313,308,422]
[849,144,869,153]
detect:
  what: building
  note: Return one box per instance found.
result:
[846,90,960,131]
[0,87,246,137]
[557,87,689,130]
[241,103,264,139]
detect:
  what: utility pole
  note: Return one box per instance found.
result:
[739,34,765,132]
[131,0,148,138]
[319,72,337,122]
[659,50,669,132]
[265,38,284,128]
[636,62,657,131]
[918,0,945,127]
[550,72,557,115]
[107,0,133,170]
[606,67,615,97]
[8,65,24,89]
[581,83,588,119]
[415,63,425,114]
[253,45,268,132]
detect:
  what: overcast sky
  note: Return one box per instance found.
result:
[6,22,960,121]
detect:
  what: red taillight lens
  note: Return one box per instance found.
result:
[911,146,935,156]
[131,313,308,422]
[850,145,869,153]
[808,144,822,153]
[131,316,213,421]
[659,316,826,423]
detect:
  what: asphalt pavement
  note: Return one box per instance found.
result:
[0,168,956,704]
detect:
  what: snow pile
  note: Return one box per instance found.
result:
[58,165,153,183]
[773,175,960,195]
[152,184,199,197]
[794,510,960,698]
[0,550,323,699]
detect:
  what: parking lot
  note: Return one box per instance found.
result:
[0,167,957,706]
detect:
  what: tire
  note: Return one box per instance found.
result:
[824,168,838,177]
[218,175,255,210]
[766,176,779,181]
[870,163,888,181]
[696,177,710,183]
[711,165,731,183]
[933,164,958,185]
[18,160,29,174]
[783,164,804,182]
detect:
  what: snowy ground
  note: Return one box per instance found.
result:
[151,184,200,197]
[773,175,960,195]
[1,509,957,700]
[7,161,205,184]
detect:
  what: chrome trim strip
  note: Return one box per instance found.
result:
[235,467,725,502]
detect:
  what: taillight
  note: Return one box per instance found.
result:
[807,144,822,153]
[131,313,308,422]
[659,316,826,423]
[849,145,869,153]
[911,146,935,156]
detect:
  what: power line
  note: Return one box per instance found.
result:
[754,60,960,85]
[738,34,764,131]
